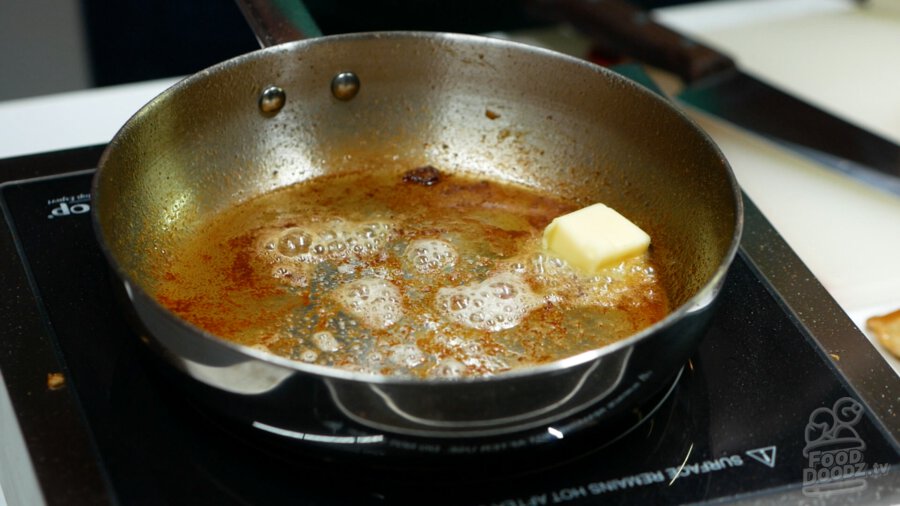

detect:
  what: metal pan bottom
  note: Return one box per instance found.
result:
[142,346,689,475]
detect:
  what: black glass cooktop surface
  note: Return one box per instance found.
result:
[1,146,899,505]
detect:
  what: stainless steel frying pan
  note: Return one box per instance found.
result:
[91,1,741,456]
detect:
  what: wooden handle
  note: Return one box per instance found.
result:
[529,0,736,83]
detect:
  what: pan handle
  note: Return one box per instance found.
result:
[528,0,736,84]
[235,0,323,47]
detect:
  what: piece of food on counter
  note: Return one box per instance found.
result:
[46,372,65,390]
[867,308,900,358]
[542,203,650,274]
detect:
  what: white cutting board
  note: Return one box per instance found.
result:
[662,0,900,142]
[658,0,900,373]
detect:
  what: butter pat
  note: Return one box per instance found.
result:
[542,203,650,274]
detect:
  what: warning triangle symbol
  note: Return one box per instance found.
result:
[746,446,777,468]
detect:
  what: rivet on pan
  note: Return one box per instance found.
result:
[331,72,360,101]
[259,85,286,114]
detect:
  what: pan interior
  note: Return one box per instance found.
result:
[94,33,738,367]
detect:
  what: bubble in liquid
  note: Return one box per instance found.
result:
[430,358,466,378]
[328,241,346,254]
[270,265,308,287]
[389,343,425,368]
[300,349,318,362]
[404,238,458,273]
[449,294,469,311]
[352,283,370,299]
[359,350,385,373]
[335,278,404,329]
[312,331,340,352]
[534,254,546,275]
[436,272,542,332]
[491,282,517,300]
[277,228,312,256]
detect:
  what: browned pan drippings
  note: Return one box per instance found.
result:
[153,162,669,379]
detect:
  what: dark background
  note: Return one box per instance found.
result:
[80,0,703,87]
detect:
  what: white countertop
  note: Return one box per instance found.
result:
[1,0,899,503]
[658,0,900,374]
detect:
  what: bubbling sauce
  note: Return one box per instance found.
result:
[153,166,669,378]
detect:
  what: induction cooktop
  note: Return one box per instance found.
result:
[1,143,898,505]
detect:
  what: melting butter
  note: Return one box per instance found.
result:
[542,203,650,274]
